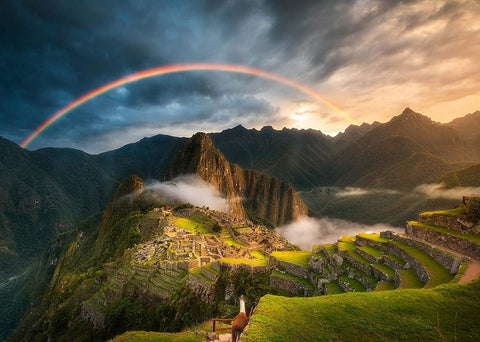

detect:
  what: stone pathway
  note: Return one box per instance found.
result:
[203,333,232,342]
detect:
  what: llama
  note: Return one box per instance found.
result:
[231,295,249,342]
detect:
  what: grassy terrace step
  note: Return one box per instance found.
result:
[342,260,378,288]
[251,250,267,259]
[421,207,465,218]
[375,281,396,291]
[189,266,215,284]
[373,263,395,278]
[384,254,407,267]
[147,281,171,294]
[164,269,186,278]
[397,269,424,289]
[271,271,314,290]
[357,245,385,259]
[337,241,372,272]
[245,281,480,342]
[221,238,246,248]
[339,275,366,292]
[409,221,480,245]
[324,281,345,295]
[357,233,389,243]
[159,272,183,285]
[321,243,337,256]
[218,258,268,266]
[173,217,210,234]
[270,251,311,266]
[391,240,454,288]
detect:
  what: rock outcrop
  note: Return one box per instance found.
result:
[99,175,144,237]
[166,133,308,226]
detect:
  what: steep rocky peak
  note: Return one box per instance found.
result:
[166,132,308,226]
[393,107,433,125]
[189,132,215,149]
[113,174,144,201]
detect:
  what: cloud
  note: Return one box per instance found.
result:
[336,187,400,197]
[275,216,401,250]
[145,174,227,211]
[2,0,480,150]
[414,183,480,200]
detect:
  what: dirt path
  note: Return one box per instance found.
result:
[459,259,480,284]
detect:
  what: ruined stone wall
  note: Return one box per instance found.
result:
[392,230,462,274]
[268,256,309,278]
[269,273,314,296]
[406,224,480,260]
[355,235,385,250]
[419,214,465,231]
[385,243,429,283]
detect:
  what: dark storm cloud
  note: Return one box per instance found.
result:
[1,0,479,151]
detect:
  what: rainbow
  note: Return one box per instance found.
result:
[21,63,357,148]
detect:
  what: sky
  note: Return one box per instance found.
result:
[1,0,480,153]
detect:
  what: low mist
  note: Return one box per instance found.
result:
[145,175,227,211]
[275,216,402,250]
[414,183,480,200]
[336,187,400,197]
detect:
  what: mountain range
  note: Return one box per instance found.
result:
[1,107,480,339]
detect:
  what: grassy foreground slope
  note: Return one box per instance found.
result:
[111,331,203,342]
[245,280,480,342]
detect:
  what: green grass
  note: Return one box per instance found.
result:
[111,331,205,342]
[189,267,214,284]
[338,241,372,268]
[409,221,480,245]
[270,251,311,266]
[218,258,268,266]
[339,236,356,242]
[397,269,424,289]
[245,280,480,342]
[339,275,366,292]
[250,250,267,259]
[373,263,395,278]
[271,271,314,290]
[357,246,385,258]
[357,233,389,243]
[173,218,210,234]
[321,244,336,255]
[202,263,220,275]
[452,261,469,283]
[324,281,345,295]
[391,240,454,288]
[221,238,246,248]
[421,206,465,218]
[384,254,407,267]
[375,281,396,291]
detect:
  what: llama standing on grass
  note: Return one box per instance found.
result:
[231,295,249,342]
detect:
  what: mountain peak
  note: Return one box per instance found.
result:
[401,107,416,116]
[100,175,144,236]
[393,107,432,124]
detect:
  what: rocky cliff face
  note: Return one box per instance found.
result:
[166,133,308,226]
